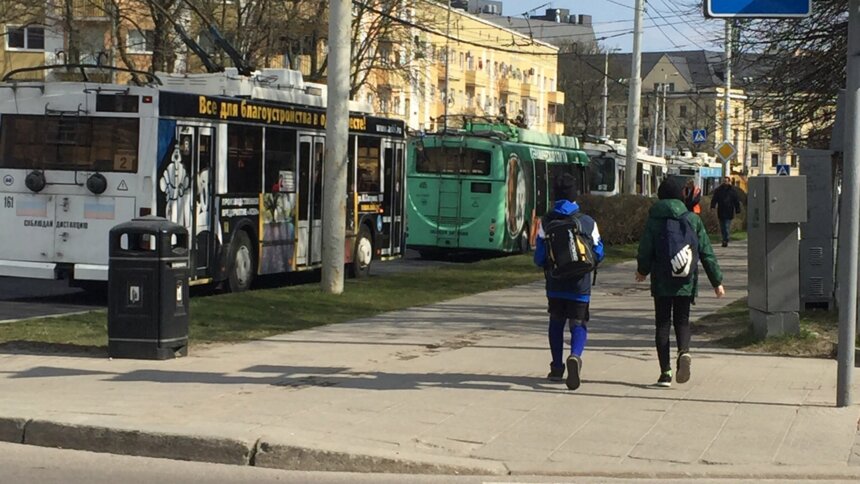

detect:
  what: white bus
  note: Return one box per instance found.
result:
[583,139,667,197]
[0,66,406,292]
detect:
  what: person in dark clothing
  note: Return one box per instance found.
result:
[636,176,725,387]
[534,173,605,391]
[683,178,702,214]
[710,177,742,247]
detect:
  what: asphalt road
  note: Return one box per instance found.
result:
[0,250,463,323]
[0,442,809,484]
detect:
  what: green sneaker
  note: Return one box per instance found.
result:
[656,370,672,388]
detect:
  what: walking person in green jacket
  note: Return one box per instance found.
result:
[635,177,725,387]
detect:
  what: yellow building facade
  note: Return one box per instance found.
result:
[360,4,564,134]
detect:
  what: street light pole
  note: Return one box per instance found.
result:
[601,51,609,138]
[442,0,451,131]
[722,19,732,177]
[836,0,860,408]
[625,0,644,194]
[661,82,668,157]
[321,0,351,294]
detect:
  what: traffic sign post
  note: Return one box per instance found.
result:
[705,0,812,18]
[692,129,707,144]
[716,141,736,177]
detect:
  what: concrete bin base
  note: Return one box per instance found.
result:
[750,308,799,339]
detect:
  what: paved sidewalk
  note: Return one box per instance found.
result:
[1,241,859,479]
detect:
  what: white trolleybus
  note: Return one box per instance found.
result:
[583,139,668,197]
[0,66,406,292]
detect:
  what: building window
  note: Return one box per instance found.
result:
[751,152,759,167]
[643,105,649,118]
[791,154,797,167]
[751,128,760,143]
[771,153,780,167]
[752,109,762,120]
[127,29,154,54]
[679,105,687,118]
[734,107,740,119]
[6,25,45,50]
[771,129,781,143]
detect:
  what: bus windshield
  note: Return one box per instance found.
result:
[588,155,615,192]
[0,115,139,172]
[415,146,491,175]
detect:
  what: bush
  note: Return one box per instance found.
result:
[577,194,654,246]
[578,194,746,246]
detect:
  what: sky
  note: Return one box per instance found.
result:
[504,0,725,53]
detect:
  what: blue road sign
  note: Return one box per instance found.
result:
[692,129,707,144]
[776,164,791,176]
[705,0,811,18]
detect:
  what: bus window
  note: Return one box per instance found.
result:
[0,115,139,172]
[298,141,310,221]
[358,137,381,192]
[636,164,644,195]
[588,156,615,192]
[415,147,490,175]
[534,160,547,215]
[264,128,297,193]
[227,125,262,193]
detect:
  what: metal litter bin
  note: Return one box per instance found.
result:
[108,216,189,359]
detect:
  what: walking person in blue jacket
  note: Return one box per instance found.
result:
[534,173,605,390]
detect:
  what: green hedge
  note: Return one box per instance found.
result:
[577,194,747,246]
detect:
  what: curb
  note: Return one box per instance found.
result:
[23,419,255,466]
[0,415,507,475]
[254,438,508,475]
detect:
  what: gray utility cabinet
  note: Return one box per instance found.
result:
[747,176,807,338]
[798,150,837,310]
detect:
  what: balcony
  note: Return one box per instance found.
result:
[464,69,488,87]
[520,82,535,99]
[436,63,460,81]
[73,0,109,20]
[547,91,565,105]
[498,78,516,95]
[548,122,565,135]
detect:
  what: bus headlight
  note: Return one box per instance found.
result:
[86,173,107,195]
[25,171,46,193]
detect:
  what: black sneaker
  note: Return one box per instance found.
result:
[565,355,582,390]
[676,353,692,384]
[547,364,565,382]
[721,241,729,247]
[656,371,672,388]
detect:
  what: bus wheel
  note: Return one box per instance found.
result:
[350,225,373,278]
[519,225,531,254]
[228,231,255,292]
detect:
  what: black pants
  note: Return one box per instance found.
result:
[654,296,693,373]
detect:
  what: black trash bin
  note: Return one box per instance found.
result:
[108,216,190,359]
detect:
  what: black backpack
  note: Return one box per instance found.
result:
[656,212,699,280]
[542,214,597,280]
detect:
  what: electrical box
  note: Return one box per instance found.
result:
[747,176,807,338]
[798,150,837,310]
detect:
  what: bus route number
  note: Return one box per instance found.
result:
[3,196,12,209]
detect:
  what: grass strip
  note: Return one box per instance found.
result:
[694,298,842,359]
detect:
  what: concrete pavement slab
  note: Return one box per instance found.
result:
[1,241,860,478]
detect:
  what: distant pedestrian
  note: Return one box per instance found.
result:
[683,178,702,214]
[635,177,725,388]
[534,173,604,390]
[710,177,741,247]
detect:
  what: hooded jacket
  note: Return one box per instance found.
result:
[636,198,722,297]
[534,200,605,302]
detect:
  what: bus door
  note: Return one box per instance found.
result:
[380,140,405,256]
[171,125,215,278]
[297,134,324,266]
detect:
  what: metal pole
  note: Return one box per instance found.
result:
[321,0,351,294]
[625,0,644,194]
[836,0,860,408]
[722,20,732,177]
[601,51,609,138]
[661,82,668,157]
[651,89,659,155]
[443,0,451,130]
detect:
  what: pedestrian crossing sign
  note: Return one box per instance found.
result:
[692,129,707,144]
[776,164,790,176]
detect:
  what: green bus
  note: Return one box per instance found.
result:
[406,120,589,256]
